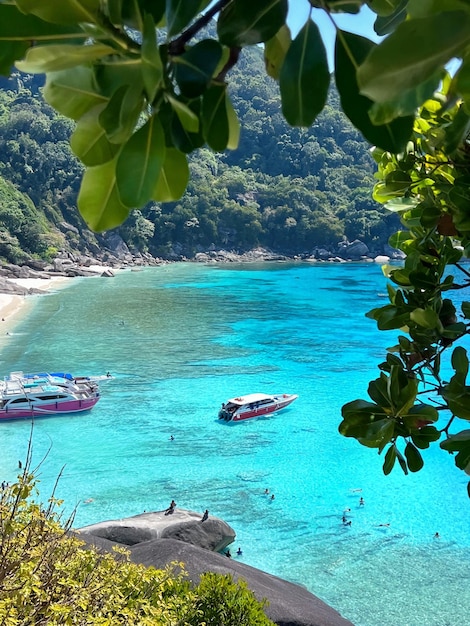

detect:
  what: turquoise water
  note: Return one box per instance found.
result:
[0,262,469,626]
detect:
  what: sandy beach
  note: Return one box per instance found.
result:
[0,276,73,334]
[0,265,118,334]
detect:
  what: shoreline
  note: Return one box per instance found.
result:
[0,255,389,334]
[0,276,76,334]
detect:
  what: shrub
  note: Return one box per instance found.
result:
[0,463,274,625]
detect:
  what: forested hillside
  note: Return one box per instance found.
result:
[0,45,395,263]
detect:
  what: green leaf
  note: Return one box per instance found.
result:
[141,12,163,103]
[152,148,189,202]
[15,0,100,25]
[359,418,395,449]
[0,4,87,40]
[70,104,120,166]
[341,399,384,420]
[451,346,469,377]
[170,100,205,153]
[99,84,144,144]
[166,95,199,133]
[372,305,411,330]
[335,31,413,152]
[385,170,412,191]
[383,444,397,475]
[411,425,440,449]
[218,0,288,46]
[0,40,29,76]
[367,0,404,17]
[410,307,440,329]
[396,447,408,474]
[442,385,470,420]
[441,430,470,473]
[16,43,116,73]
[324,0,362,13]
[225,93,240,150]
[264,24,291,80]
[280,19,330,127]
[385,198,419,214]
[372,0,407,35]
[358,11,470,103]
[202,83,229,151]
[95,58,144,99]
[116,115,166,208]
[43,66,107,120]
[444,105,470,154]
[368,374,392,408]
[455,57,470,100]
[120,0,166,29]
[339,399,392,448]
[166,0,203,37]
[404,441,424,472]
[462,302,470,319]
[78,157,130,231]
[173,39,223,98]
[369,70,442,125]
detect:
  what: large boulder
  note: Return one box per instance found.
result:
[74,532,353,626]
[337,240,369,260]
[75,511,354,626]
[77,508,235,552]
[132,539,354,626]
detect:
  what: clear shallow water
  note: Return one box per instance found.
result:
[0,262,469,626]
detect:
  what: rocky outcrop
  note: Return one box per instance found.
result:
[337,239,370,260]
[75,509,354,626]
[194,248,290,263]
[77,508,235,553]
[0,276,42,295]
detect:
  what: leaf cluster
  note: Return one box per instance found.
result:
[340,79,470,496]
[1,1,469,233]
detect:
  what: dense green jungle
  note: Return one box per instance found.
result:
[0,45,397,264]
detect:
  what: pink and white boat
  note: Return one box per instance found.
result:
[0,371,100,420]
[218,392,298,422]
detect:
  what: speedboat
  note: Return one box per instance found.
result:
[218,392,298,422]
[0,371,101,420]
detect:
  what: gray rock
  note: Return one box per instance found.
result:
[337,240,369,260]
[0,277,42,295]
[312,248,332,260]
[129,539,354,626]
[77,508,235,552]
[75,512,354,626]
[101,233,132,261]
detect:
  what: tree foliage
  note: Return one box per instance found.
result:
[1,0,469,232]
[0,65,380,261]
[339,78,470,496]
[0,457,274,625]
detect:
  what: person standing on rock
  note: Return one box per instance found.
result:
[165,500,176,515]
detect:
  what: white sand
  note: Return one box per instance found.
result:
[0,265,117,334]
[0,276,73,333]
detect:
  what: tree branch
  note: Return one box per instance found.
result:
[168,0,232,56]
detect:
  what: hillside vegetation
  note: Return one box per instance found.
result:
[0,47,389,264]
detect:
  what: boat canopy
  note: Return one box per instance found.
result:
[226,393,274,405]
